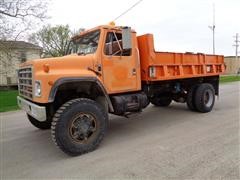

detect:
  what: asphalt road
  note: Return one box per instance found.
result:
[1,82,239,179]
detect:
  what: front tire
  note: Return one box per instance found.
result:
[51,98,108,156]
[27,114,51,130]
[194,83,215,113]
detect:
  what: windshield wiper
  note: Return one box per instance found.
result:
[77,52,86,56]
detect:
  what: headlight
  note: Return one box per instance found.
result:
[34,81,41,97]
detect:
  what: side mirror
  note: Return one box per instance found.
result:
[122,27,132,50]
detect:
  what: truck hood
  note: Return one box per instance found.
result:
[20,54,95,74]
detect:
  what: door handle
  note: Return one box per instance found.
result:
[97,64,102,71]
[132,68,136,75]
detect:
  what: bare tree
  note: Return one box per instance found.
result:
[0,0,48,39]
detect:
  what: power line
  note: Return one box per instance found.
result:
[113,0,144,22]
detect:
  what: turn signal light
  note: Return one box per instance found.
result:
[43,64,50,73]
[48,81,54,86]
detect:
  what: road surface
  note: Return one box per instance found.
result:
[1,82,239,179]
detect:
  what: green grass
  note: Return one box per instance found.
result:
[0,90,19,112]
[220,75,240,83]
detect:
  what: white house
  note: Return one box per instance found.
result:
[0,41,42,86]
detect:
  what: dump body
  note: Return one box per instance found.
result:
[137,34,225,82]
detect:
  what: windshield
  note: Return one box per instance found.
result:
[68,30,100,55]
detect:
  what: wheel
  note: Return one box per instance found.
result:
[150,96,172,107]
[194,83,215,113]
[27,114,51,129]
[186,84,199,111]
[51,98,108,156]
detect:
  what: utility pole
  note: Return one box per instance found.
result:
[208,3,216,54]
[233,33,240,61]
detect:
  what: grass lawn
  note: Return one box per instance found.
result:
[220,75,240,83]
[0,90,19,112]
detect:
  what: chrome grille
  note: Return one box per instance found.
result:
[18,67,33,99]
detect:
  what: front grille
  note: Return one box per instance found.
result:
[18,67,33,99]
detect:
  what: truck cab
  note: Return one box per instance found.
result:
[18,24,140,110]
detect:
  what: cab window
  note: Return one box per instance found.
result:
[104,32,131,56]
[68,30,100,55]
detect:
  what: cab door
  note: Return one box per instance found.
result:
[101,30,140,94]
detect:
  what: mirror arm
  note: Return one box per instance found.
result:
[113,31,123,52]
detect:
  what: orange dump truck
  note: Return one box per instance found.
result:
[17,24,225,156]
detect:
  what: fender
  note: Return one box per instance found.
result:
[48,77,114,112]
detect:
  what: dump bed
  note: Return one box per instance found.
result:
[137,34,225,82]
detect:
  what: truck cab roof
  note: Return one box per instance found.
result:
[71,24,136,40]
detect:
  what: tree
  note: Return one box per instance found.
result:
[0,0,48,40]
[29,25,84,57]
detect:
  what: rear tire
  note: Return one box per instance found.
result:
[194,83,215,113]
[27,114,51,130]
[186,84,199,111]
[51,98,108,156]
[150,96,172,107]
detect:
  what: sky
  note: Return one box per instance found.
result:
[47,0,240,56]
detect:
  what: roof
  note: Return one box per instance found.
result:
[0,40,42,50]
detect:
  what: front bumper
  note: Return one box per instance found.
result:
[17,96,46,122]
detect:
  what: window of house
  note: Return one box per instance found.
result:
[104,32,131,56]
[20,51,27,62]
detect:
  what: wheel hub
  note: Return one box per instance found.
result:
[69,113,97,143]
[204,90,213,107]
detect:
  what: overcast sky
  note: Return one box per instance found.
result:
[48,0,240,56]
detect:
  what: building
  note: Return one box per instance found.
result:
[0,41,42,86]
[224,56,240,75]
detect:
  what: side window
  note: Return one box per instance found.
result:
[104,32,131,56]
